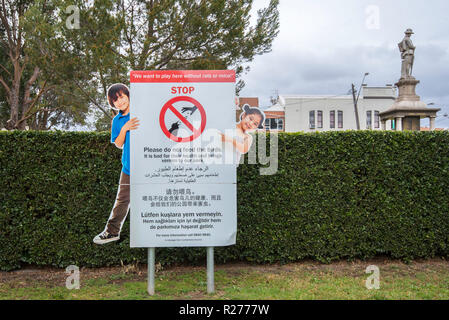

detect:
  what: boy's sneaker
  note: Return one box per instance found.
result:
[93,231,119,244]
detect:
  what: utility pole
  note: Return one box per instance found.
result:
[351,83,360,130]
[352,72,369,130]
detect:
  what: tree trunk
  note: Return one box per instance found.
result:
[7,79,21,129]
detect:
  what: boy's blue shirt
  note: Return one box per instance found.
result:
[111,111,130,175]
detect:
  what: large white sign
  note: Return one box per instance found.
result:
[130,70,237,247]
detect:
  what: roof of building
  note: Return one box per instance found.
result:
[264,103,285,112]
[362,86,397,99]
[279,94,352,100]
[278,87,396,105]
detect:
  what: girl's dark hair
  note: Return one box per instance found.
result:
[240,104,266,129]
[107,83,130,109]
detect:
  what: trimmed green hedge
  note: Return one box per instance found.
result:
[1,130,449,270]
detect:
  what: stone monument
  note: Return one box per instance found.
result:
[380,29,440,131]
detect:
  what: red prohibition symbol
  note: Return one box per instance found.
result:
[159,96,207,143]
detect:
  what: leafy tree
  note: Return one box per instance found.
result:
[53,0,279,130]
[0,26,8,127]
[1,0,279,130]
[113,0,280,96]
[0,0,90,130]
[0,0,37,129]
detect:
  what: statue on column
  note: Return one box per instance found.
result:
[380,28,441,132]
[398,29,416,79]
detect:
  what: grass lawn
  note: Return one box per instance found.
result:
[1,258,449,300]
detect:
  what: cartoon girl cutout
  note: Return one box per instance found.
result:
[219,104,265,165]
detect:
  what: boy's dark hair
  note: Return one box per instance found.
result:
[107,83,129,109]
[240,104,266,129]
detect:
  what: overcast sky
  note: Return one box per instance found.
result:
[240,0,449,127]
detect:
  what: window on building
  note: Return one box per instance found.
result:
[338,110,343,128]
[366,111,372,129]
[264,118,270,130]
[391,119,395,130]
[330,110,335,129]
[374,111,380,129]
[317,111,323,128]
[265,118,283,131]
[309,111,315,129]
[278,119,284,130]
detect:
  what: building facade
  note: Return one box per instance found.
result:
[263,86,397,132]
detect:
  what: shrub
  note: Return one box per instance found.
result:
[1,130,449,270]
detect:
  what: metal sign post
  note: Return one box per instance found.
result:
[207,247,214,294]
[147,247,214,295]
[147,247,155,295]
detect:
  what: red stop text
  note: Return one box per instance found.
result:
[171,86,195,94]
